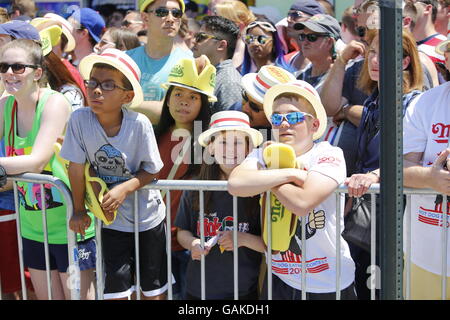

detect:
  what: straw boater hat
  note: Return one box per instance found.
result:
[162,55,217,102]
[42,13,76,52]
[198,110,263,147]
[241,65,296,104]
[436,34,450,55]
[263,80,327,141]
[79,48,144,109]
[139,0,185,12]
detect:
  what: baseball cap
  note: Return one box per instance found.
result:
[69,8,105,43]
[294,14,341,39]
[289,0,325,17]
[0,20,40,41]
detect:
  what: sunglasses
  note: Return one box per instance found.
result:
[0,63,40,74]
[287,11,310,20]
[147,7,183,19]
[298,33,329,42]
[244,34,271,45]
[242,92,262,112]
[246,21,277,33]
[271,111,313,126]
[84,79,129,91]
[121,19,143,27]
[194,32,222,43]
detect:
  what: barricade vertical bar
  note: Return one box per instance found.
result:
[371,193,376,300]
[134,191,140,300]
[335,192,341,300]
[442,195,448,300]
[199,190,205,300]
[266,191,272,300]
[405,195,411,300]
[95,217,104,300]
[166,191,173,300]
[233,195,238,300]
[301,214,306,300]
[40,183,52,300]
[13,182,27,300]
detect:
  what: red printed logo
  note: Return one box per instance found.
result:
[431,123,450,144]
[317,156,341,165]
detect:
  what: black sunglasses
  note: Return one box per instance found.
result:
[0,63,40,74]
[298,33,329,42]
[244,34,271,45]
[84,79,129,91]
[147,7,183,19]
[194,32,222,43]
[242,92,262,112]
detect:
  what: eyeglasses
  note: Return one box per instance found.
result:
[244,34,271,45]
[0,63,40,74]
[245,21,277,33]
[242,92,262,112]
[271,111,313,126]
[287,11,310,20]
[121,19,143,27]
[194,32,222,43]
[84,79,129,91]
[147,7,183,19]
[298,33,329,42]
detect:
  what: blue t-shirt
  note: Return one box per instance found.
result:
[0,138,14,211]
[126,46,193,102]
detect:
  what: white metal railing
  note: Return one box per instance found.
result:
[1,175,449,300]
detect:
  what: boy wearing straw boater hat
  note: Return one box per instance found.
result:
[60,48,169,300]
[229,81,356,299]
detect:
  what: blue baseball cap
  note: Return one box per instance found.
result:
[290,0,325,17]
[70,8,105,43]
[0,20,40,41]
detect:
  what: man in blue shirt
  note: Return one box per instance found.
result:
[127,0,193,125]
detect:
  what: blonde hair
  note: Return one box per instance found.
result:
[273,93,317,118]
[357,29,423,94]
[214,0,256,26]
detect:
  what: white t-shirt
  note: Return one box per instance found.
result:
[244,141,355,293]
[403,81,450,275]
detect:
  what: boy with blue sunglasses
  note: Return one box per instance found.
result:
[228,80,356,300]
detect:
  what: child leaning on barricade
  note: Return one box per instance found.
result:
[228,81,357,300]
[61,48,170,300]
[175,111,265,300]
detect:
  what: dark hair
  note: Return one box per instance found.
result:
[107,27,141,50]
[156,85,212,178]
[78,25,99,48]
[91,62,133,90]
[43,51,87,101]
[241,17,293,75]
[11,0,37,17]
[200,15,240,59]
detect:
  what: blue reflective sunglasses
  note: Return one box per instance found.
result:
[271,111,313,126]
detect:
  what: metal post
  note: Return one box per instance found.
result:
[13,182,27,300]
[199,190,205,300]
[166,191,172,300]
[134,191,140,300]
[405,195,411,300]
[40,184,52,300]
[379,0,404,300]
[441,195,448,299]
[335,193,341,300]
[232,196,238,300]
[266,191,272,300]
[95,217,104,300]
[301,215,306,300]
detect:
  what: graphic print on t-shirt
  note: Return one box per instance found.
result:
[93,144,132,185]
[272,209,330,275]
[196,212,249,241]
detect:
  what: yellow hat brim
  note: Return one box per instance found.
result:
[161,81,217,102]
[263,84,327,141]
[140,0,185,12]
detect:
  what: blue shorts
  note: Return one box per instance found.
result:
[22,237,96,273]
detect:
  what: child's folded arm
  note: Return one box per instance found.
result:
[271,171,339,217]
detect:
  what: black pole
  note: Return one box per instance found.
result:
[379,0,404,300]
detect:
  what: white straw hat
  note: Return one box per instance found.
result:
[198,111,263,147]
[263,80,327,140]
[79,48,144,109]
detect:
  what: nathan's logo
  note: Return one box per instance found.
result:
[267,65,292,83]
[209,73,216,88]
[170,65,184,78]
[432,122,450,144]
[271,198,285,222]
[41,37,50,51]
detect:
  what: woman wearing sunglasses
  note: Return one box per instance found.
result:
[229,80,356,300]
[240,18,294,76]
[0,39,96,300]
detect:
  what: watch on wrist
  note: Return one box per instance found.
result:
[0,165,7,188]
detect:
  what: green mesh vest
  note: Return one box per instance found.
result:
[4,89,95,244]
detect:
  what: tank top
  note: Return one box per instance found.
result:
[3,89,95,244]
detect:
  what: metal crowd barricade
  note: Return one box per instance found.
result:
[0,173,79,300]
[3,175,450,300]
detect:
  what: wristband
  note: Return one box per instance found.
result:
[368,170,380,181]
